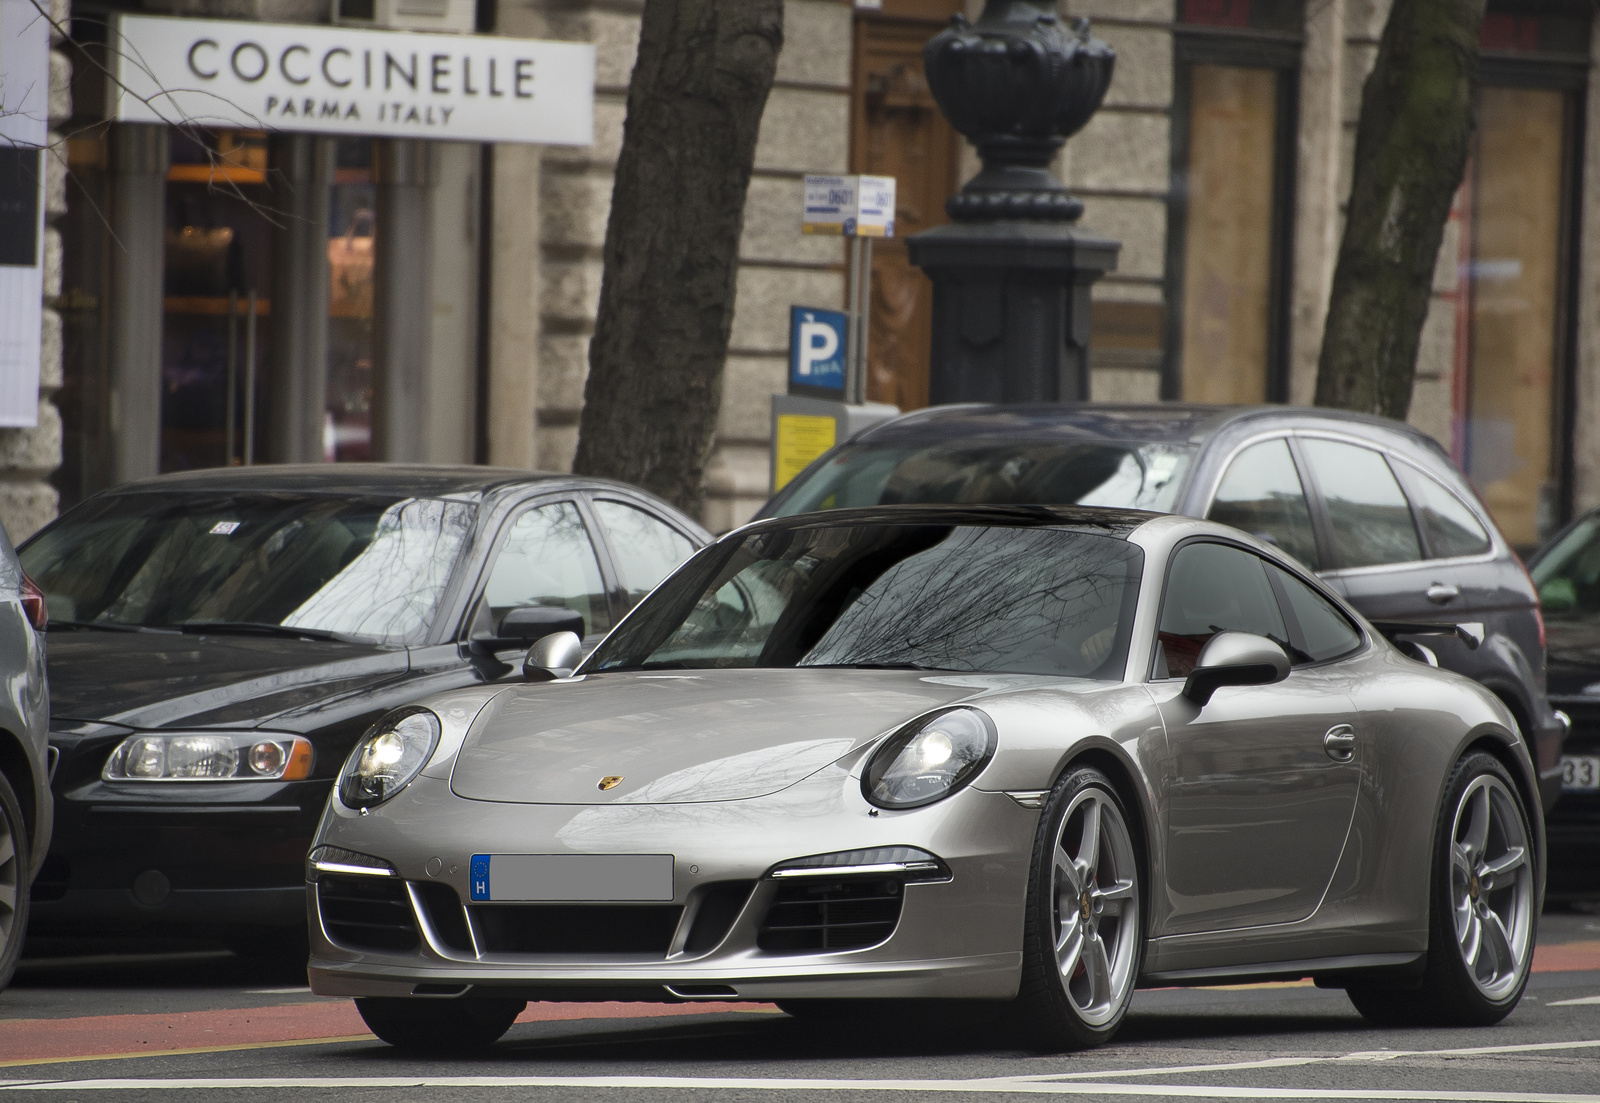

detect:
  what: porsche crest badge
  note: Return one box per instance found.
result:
[598,776,624,791]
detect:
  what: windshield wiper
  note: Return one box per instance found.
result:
[171,621,352,642]
[47,620,179,634]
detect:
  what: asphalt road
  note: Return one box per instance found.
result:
[2,909,1599,1102]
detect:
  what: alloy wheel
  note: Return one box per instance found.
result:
[1449,773,1534,1001]
[1050,787,1139,1026]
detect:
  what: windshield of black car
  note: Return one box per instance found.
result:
[586,523,1143,679]
[1532,514,1600,616]
[20,492,477,646]
[770,439,1194,517]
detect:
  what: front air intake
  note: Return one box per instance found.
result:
[318,875,419,952]
[757,875,903,953]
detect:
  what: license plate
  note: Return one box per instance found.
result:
[468,854,674,902]
[1562,755,1600,792]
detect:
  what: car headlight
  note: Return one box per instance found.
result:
[862,707,996,810]
[103,732,314,781]
[337,707,440,810]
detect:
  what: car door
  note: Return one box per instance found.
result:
[1293,435,1441,624]
[469,498,616,657]
[587,496,702,617]
[1147,539,1363,935]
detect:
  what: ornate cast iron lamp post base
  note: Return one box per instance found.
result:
[908,1,1123,404]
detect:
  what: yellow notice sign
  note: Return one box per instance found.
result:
[774,414,836,491]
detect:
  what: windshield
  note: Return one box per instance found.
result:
[586,522,1143,679]
[770,439,1194,517]
[21,492,477,645]
[1532,514,1600,617]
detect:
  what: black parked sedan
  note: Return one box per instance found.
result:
[763,403,1567,810]
[20,465,707,947]
[1529,509,1600,898]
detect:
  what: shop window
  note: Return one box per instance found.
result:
[1166,4,1301,403]
[161,129,273,474]
[328,138,376,462]
[1458,3,1584,548]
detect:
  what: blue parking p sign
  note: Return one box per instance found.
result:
[789,306,848,397]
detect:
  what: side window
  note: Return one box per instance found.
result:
[1298,439,1422,568]
[1395,466,1492,559]
[1267,564,1362,664]
[592,499,698,605]
[481,501,610,636]
[1207,438,1320,569]
[1157,542,1287,679]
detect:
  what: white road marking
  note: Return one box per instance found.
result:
[9,1037,1600,1096]
[1549,996,1600,1007]
[5,1077,1600,1099]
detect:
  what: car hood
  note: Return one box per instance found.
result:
[45,630,411,729]
[448,668,1007,805]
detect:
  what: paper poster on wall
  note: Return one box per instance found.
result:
[0,0,49,429]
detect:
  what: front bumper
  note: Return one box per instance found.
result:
[1546,716,1600,899]
[30,776,328,933]
[307,771,1036,1002]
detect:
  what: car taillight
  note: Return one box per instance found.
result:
[1514,553,1545,650]
[20,573,46,631]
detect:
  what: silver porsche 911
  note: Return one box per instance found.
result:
[305,505,1543,1053]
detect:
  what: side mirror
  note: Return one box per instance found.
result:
[1182,631,1290,707]
[523,631,584,682]
[471,605,584,654]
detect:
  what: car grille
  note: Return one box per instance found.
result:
[470,904,682,955]
[757,875,903,953]
[318,875,419,952]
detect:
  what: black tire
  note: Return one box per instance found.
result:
[1010,766,1143,1051]
[0,771,30,994]
[1347,752,1536,1027]
[356,997,526,1053]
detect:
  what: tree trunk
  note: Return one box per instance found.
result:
[571,0,784,516]
[1313,0,1484,418]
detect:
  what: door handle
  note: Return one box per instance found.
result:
[1425,582,1460,604]
[1323,725,1356,762]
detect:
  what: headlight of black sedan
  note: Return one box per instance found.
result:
[337,707,440,810]
[863,707,996,810]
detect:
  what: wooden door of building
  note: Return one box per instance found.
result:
[852,0,964,411]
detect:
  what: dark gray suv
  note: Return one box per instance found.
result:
[762,403,1567,811]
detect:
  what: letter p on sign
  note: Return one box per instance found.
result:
[798,321,838,376]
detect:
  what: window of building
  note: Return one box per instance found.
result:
[328,139,376,462]
[1165,0,1302,403]
[1459,2,1586,548]
[160,129,274,474]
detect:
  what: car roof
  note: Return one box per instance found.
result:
[850,402,1448,455]
[98,464,632,500]
[735,503,1156,538]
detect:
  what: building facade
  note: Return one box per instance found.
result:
[23,0,1600,551]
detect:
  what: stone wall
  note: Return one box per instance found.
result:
[0,0,69,544]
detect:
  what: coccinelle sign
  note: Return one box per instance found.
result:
[107,14,594,145]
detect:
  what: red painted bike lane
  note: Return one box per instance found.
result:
[0,1000,778,1066]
